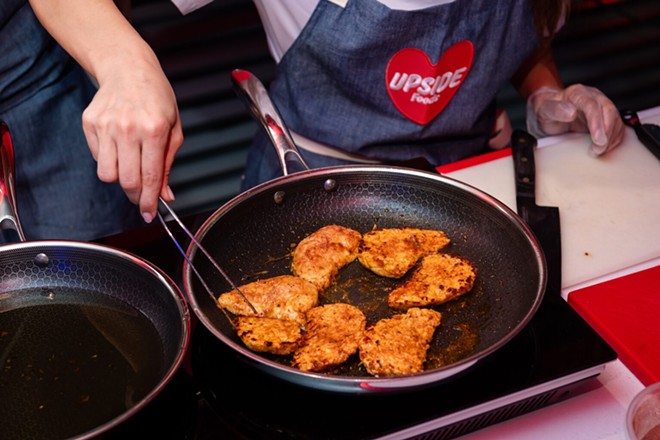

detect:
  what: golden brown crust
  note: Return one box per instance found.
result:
[236,316,303,355]
[359,308,442,376]
[292,303,366,372]
[217,275,318,324]
[291,225,362,291]
[388,253,477,310]
[358,228,451,278]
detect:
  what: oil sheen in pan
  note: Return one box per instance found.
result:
[240,244,484,377]
[0,287,164,440]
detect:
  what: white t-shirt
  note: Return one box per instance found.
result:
[252,0,457,61]
[171,0,457,61]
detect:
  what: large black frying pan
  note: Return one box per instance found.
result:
[181,71,546,394]
[0,121,191,439]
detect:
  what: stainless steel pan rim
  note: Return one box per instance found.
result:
[183,164,546,394]
[0,239,192,438]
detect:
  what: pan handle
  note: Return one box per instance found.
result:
[0,121,26,242]
[231,69,310,176]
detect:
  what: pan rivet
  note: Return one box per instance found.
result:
[41,288,56,300]
[34,253,50,268]
[274,191,286,204]
[323,179,337,192]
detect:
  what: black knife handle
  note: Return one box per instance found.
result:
[620,109,660,162]
[621,108,642,128]
[511,129,538,203]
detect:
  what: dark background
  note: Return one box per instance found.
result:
[129,0,660,217]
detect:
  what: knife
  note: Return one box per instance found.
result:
[620,109,660,162]
[511,129,562,295]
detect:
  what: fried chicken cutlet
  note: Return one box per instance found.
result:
[291,225,361,291]
[217,275,318,324]
[388,253,477,310]
[236,316,303,355]
[358,227,451,278]
[292,303,366,372]
[359,307,442,376]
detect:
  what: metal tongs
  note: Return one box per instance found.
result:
[157,198,259,316]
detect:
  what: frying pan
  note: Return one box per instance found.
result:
[182,71,546,394]
[0,121,191,439]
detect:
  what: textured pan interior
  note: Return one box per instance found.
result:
[184,166,545,391]
[0,241,190,437]
[0,241,188,364]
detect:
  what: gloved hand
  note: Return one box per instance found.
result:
[526,84,624,156]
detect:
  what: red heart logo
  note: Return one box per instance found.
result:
[386,40,474,125]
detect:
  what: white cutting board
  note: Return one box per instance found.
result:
[446,108,660,288]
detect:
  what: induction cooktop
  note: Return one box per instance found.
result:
[99,215,617,440]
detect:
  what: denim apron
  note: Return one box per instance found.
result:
[0,1,143,241]
[242,0,538,189]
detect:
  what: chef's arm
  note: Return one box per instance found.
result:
[511,44,624,155]
[511,44,563,100]
[28,0,183,224]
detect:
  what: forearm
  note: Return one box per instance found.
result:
[28,0,157,85]
[510,45,563,100]
[29,0,183,222]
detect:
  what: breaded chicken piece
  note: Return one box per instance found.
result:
[358,227,451,278]
[292,303,366,372]
[388,253,477,310]
[236,316,303,355]
[359,308,442,376]
[291,225,362,291]
[217,275,318,324]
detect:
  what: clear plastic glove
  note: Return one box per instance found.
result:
[526,84,624,156]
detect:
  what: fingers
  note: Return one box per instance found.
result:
[135,121,173,222]
[527,84,624,157]
[115,125,143,206]
[526,86,576,138]
[96,137,120,189]
[112,113,183,223]
[538,99,577,124]
[566,85,607,151]
[80,72,183,223]
[159,119,184,203]
[535,98,578,136]
[564,85,624,156]
[592,96,624,156]
[82,108,100,162]
[84,101,143,205]
[607,111,625,151]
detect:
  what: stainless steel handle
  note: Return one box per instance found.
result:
[0,120,27,242]
[230,69,310,175]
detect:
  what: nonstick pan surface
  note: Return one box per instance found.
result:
[0,241,191,439]
[183,165,546,393]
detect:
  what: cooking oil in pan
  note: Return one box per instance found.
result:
[0,287,164,440]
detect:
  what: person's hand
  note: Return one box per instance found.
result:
[82,55,183,224]
[526,84,624,156]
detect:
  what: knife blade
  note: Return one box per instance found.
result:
[511,129,562,294]
[620,109,660,162]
